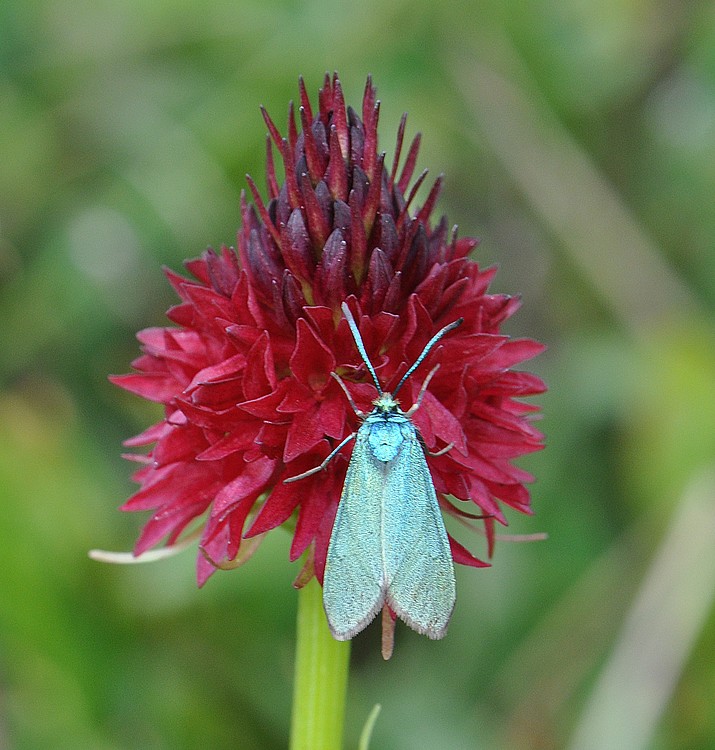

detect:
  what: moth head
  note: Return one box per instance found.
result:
[373,392,401,414]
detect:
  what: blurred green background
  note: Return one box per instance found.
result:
[2,0,715,748]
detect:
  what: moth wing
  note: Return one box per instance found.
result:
[383,430,456,639]
[323,428,386,640]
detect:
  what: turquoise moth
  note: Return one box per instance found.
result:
[287,302,463,648]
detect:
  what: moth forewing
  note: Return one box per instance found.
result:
[382,430,455,639]
[322,425,386,640]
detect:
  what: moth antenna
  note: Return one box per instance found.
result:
[405,364,440,416]
[393,317,463,397]
[341,301,382,395]
[283,432,357,483]
[331,371,366,418]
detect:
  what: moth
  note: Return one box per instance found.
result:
[286,301,463,651]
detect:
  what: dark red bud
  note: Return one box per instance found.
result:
[298,76,313,121]
[314,229,348,307]
[300,173,331,249]
[397,132,421,194]
[429,215,449,264]
[332,200,351,235]
[362,75,376,129]
[401,223,429,291]
[362,101,379,183]
[282,208,316,283]
[349,188,367,283]
[416,174,444,225]
[348,119,365,164]
[318,72,332,125]
[265,136,280,200]
[372,213,399,266]
[331,76,349,159]
[245,174,281,249]
[287,100,298,150]
[275,182,292,227]
[281,269,307,324]
[281,137,302,209]
[261,105,282,149]
[300,106,327,181]
[361,152,386,237]
[390,113,408,188]
[326,125,348,202]
[245,228,282,299]
[363,247,392,311]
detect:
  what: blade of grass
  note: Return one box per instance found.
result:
[567,468,715,750]
[455,56,701,336]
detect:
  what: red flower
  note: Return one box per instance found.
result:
[110,73,546,588]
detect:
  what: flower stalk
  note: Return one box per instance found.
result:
[290,577,351,750]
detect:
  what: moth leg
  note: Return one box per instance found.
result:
[414,431,453,458]
[405,364,440,417]
[331,371,366,418]
[428,442,453,458]
[283,432,356,483]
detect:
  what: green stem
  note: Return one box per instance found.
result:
[290,577,351,750]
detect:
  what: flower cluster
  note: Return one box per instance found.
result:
[111,73,546,586]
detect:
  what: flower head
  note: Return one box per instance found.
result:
[111,73,546,591]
